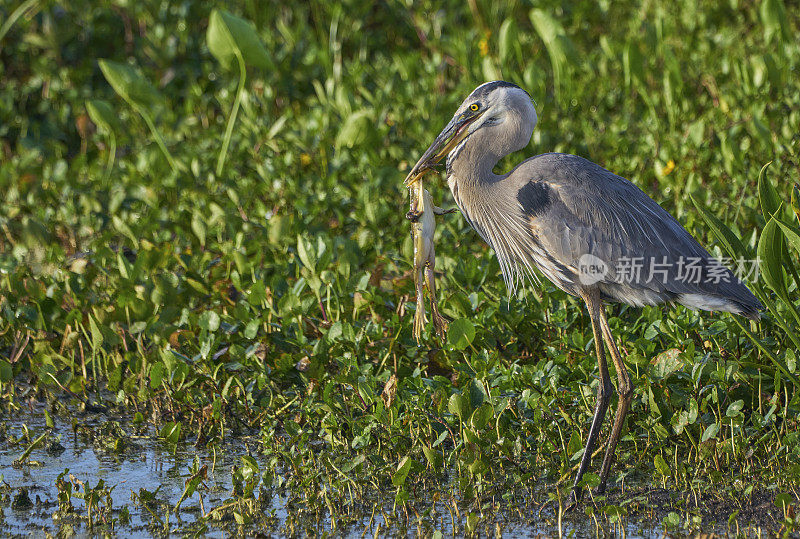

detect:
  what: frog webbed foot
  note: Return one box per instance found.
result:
[405,210,421,222]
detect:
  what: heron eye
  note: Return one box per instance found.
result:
[469,103,480,112]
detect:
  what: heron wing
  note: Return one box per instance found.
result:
[509,153,761,316]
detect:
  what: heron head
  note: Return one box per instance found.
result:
[404,81,537,185]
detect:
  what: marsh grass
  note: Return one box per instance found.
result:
[1,0,800,535]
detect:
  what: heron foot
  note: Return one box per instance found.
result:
[565,496,579,513]
[566,487,583,512]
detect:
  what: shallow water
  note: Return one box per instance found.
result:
[0,405,779,537]
[1,404,282,536]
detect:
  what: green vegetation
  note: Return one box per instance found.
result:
[1,0,800,535]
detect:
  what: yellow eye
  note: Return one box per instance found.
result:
[469,103,480,111]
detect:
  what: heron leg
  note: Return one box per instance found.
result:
[596,306,633,493]
[570,290,613,506]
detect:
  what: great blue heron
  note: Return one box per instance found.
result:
[404,80,762,503]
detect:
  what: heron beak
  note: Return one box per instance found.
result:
[404,110,483,186]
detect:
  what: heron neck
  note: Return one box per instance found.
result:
[446,138,502,187]
[446,142,505,223]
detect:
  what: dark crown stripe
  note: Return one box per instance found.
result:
[469,80,525,100]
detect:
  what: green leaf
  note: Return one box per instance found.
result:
[174,466,205,511]
[421,446,443,470]
[244,319,259,339]
[88,315,104,350]
[335,109,372,149]
[342,455,365,473]
[111,215,139,249]
[653,454,670,476]
[578,472,600,489]
[776,218,800,257]
[85,99,120,134]
[498,19,517,64]
[757,218,788,299]
[529,9,578,101]
[98,60,179,173]
[207,9,269,71]
[602,504,627,523]
[296,235,316,271]
[240,455,259,479]
[623,41,645,88]
[790,184,800,224]
[470,403,494,431]
[466,513,480,534]
[567,429,583,459]
[759,0,790,43]
[198,311,221,332]
[758,162,781,220]
[159,421,181,443]
[150,362,164,389]
[687,398,698,424]
[725,399,744,417]
[191,213,207,247]
[448,318,475,350]
[98,59,162,110]
[468,379,486,409]
[432,429,448,448]
[732,317,800,390]
[671,411,689,435]
[0,359,12,383]
[463,426,480,444]
[448,392,471,421]
[651,348,683,379]
[207,9,267,176]
[690,196,747,259]
[117,250,130,280]
[248,280,266,306]
[775,492,793,511]
[663,512,680,529]
[701,422,719,442]
[391,456,413,487]
[467,455,488,476]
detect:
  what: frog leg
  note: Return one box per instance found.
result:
[413,256,427,343]
[425,255,448,340]
[432,204,458,215]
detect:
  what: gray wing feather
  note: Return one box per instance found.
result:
[509,153,762,317]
